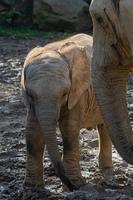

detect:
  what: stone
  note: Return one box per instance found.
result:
[0,4,7,11]
[33,0,92,32]
[0,0,17,7]
[0,0,33,25]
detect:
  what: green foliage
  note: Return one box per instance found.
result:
[0,25,72,38]
[0,11,22,24]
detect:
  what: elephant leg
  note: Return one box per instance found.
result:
[24,108,45,187]
[98,124,113,176]
[59,110,86,190]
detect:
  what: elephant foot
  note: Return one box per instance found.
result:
[23,175,44,188]
[63,175,86,191]
[79,183,98,194]
[22,184,51,200]
[23,182,44,189]
[101,167,114,182]
[99,167,122,188]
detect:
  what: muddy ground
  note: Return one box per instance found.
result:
[0,35,133,200]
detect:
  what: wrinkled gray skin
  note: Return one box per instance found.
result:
[90,0,133,164]
[21,34,112,191]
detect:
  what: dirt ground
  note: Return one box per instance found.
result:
[0,35,133,200]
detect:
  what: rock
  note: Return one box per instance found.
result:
[0,0,16,7]
[2,0,18,5]
[65,183,100,200]
[0,4,8,12]
[0,0,33,25]
[66,191,98,200]
[33,0,92,32]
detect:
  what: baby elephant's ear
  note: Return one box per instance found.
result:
[68,47,90,110]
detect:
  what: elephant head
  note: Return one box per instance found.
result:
[90,0,133,164]
[23,43,90,190]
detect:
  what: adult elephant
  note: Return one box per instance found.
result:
[90,0,133,164]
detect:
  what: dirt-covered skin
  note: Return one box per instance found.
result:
[0,36,133,200]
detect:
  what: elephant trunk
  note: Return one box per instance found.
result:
[92,65,133,164]
[35,104,76,191]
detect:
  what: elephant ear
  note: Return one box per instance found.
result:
[68,46,90,110]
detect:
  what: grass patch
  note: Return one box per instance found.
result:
[0,25,72,38]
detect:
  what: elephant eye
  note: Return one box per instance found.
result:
[62,86,69,99]
[61,90,69,106]
[63,92,67,97]
[62,89,69,98]
[95,15,105,28]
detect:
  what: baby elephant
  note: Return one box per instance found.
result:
[21,34,112,191]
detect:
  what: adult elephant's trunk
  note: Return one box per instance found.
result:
[35,103,76,191]
[90,0,133,164]
[92,65,133,164]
